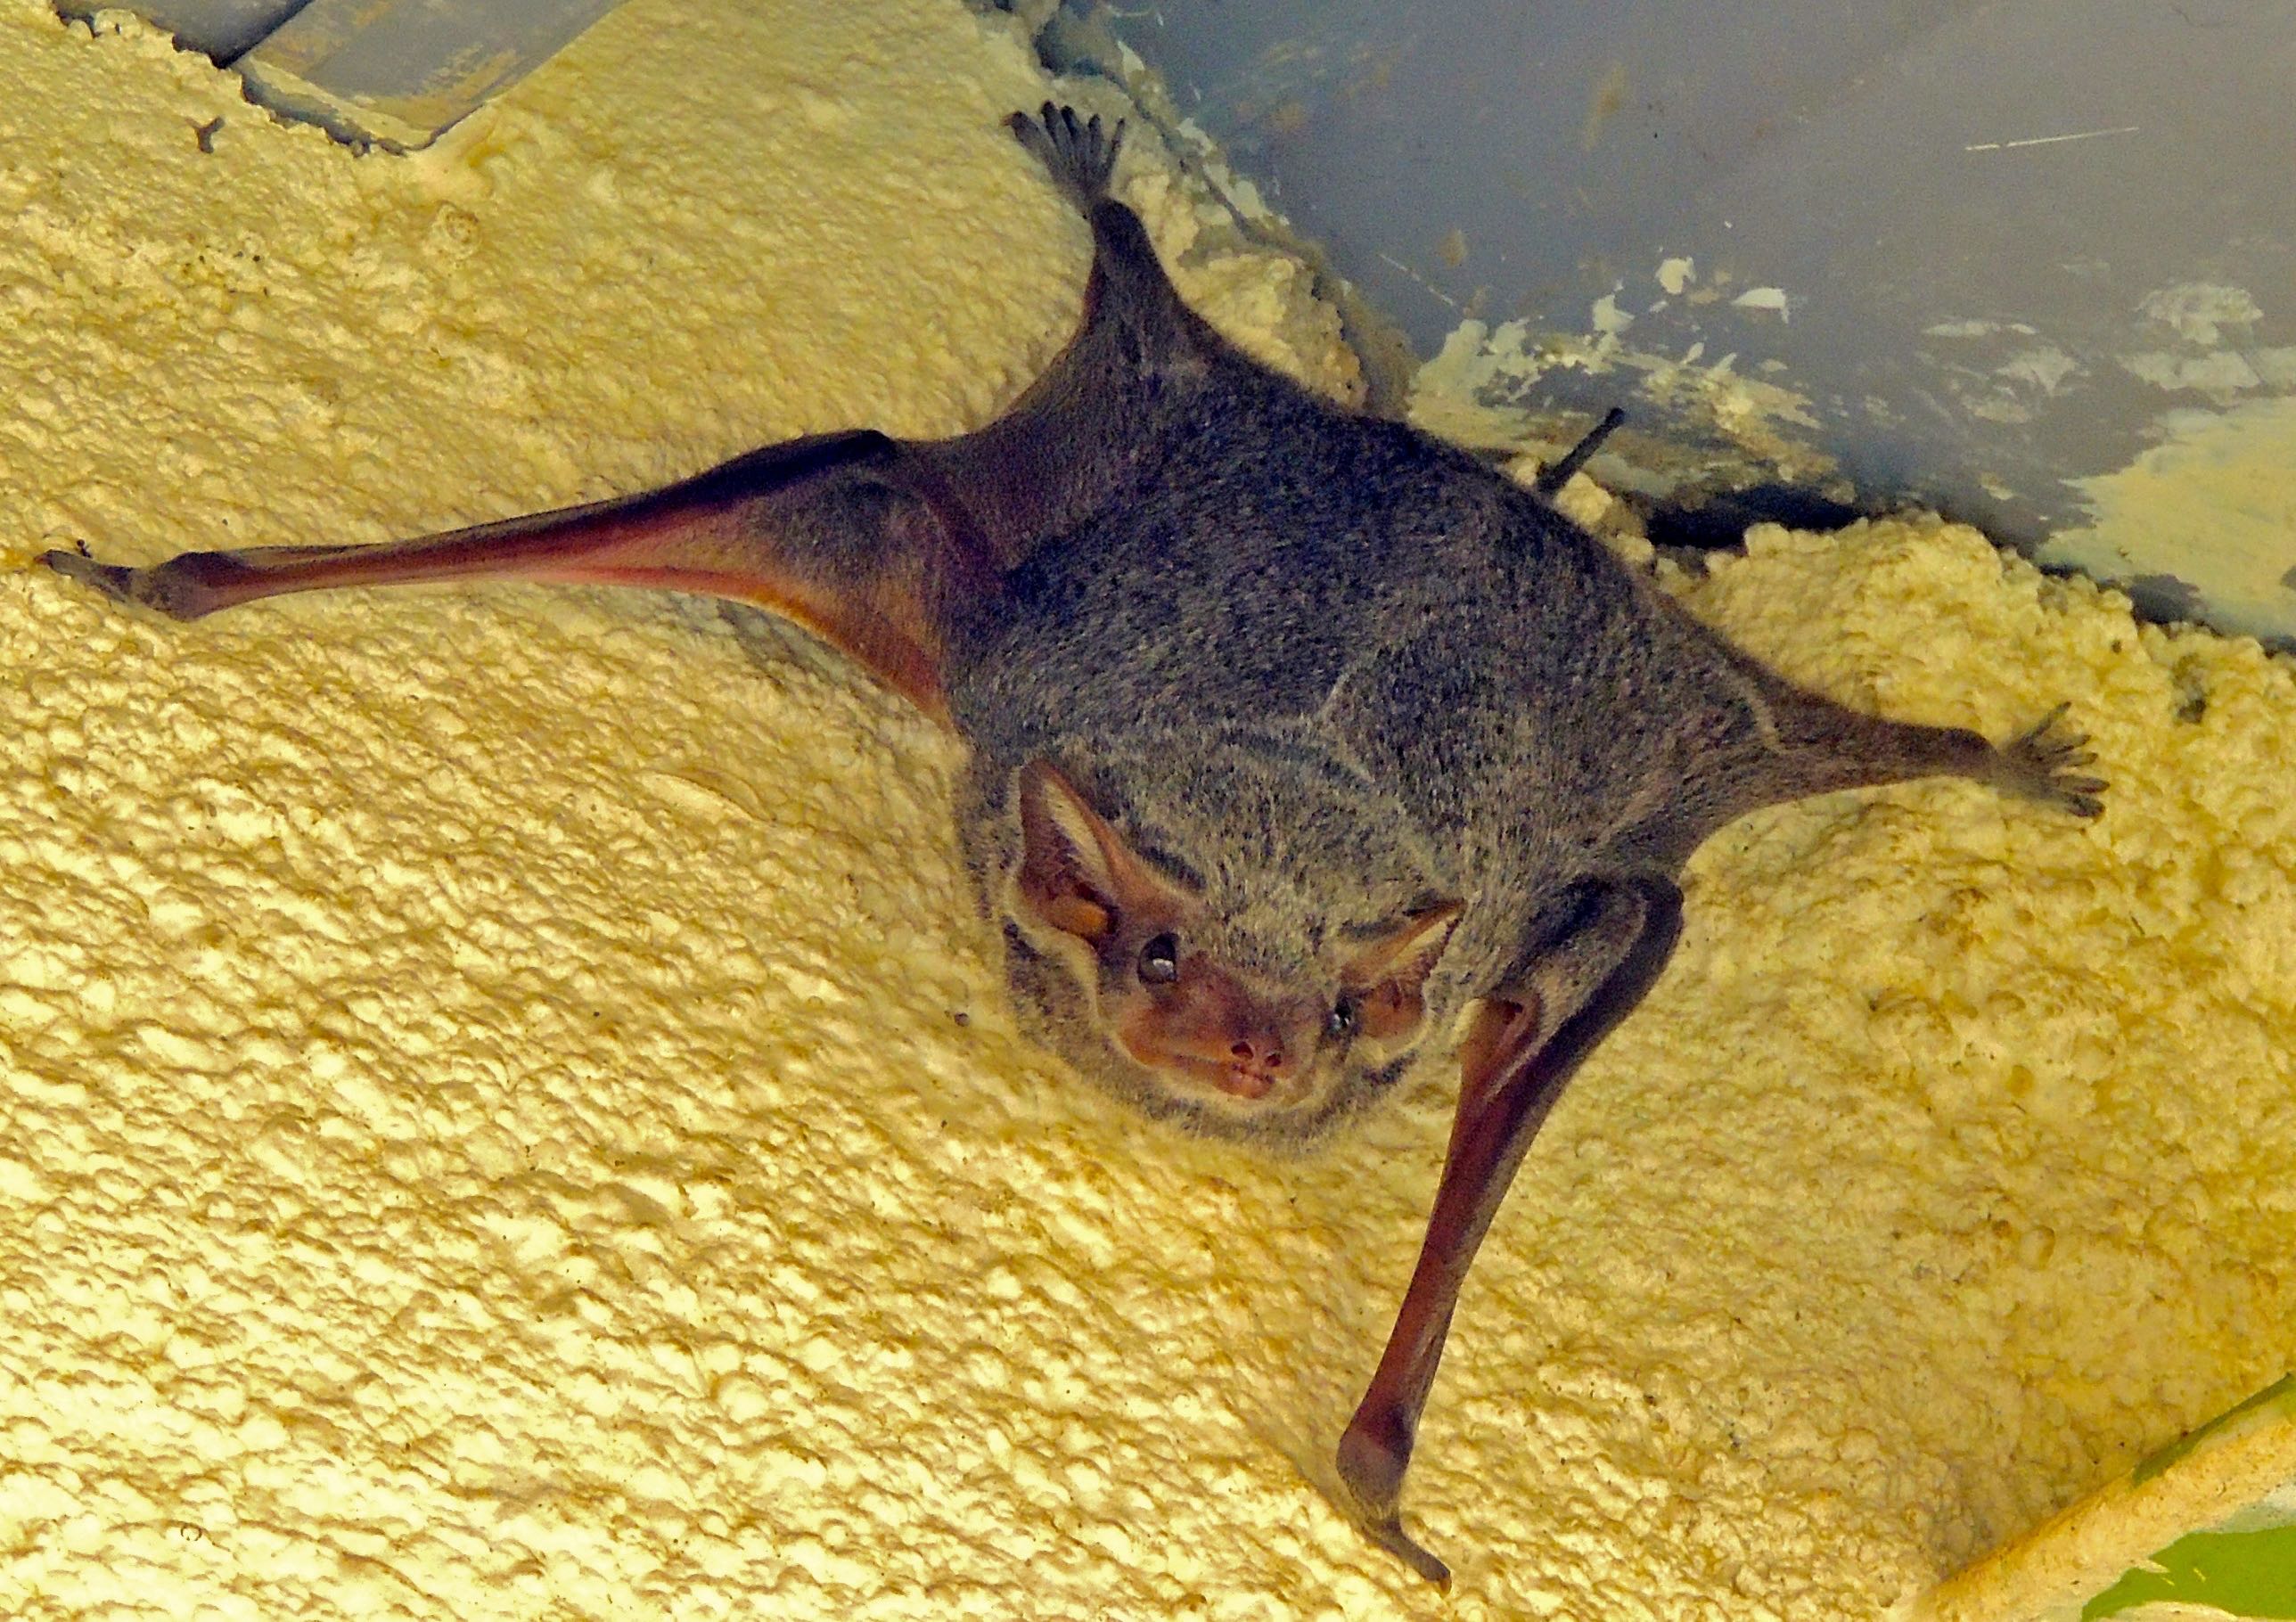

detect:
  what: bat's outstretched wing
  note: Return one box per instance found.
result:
[41,105,1224,724]
[43,430,992,722]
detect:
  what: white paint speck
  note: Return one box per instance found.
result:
[1733,286,1790,322]
[1964,124,2140,152]
[1923,318,2039,339]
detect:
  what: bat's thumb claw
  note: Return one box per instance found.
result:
[1364,1513,1453,1588]
[1337,1418,1451,1585]
[38,546,134,601]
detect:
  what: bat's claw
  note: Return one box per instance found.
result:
[37,545,221,620]
[1997,701,2107,818]
[1359,1510,1453,1589]
[38,545,138,603]
[1007,102,1124,209]
[1337,1414,1452,1587]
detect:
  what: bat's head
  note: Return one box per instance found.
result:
[998,757,1464,1145]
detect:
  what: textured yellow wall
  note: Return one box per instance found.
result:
[2,3,2292,1618]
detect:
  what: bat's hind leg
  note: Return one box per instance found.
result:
[1007,102,1123,209]
[1004,100,1187,331]
[1759,687,2108,821]
[941,103,1220,564]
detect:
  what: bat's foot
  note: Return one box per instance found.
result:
[38,545,223,620]
[1337,1415,1453,1588]
[1008,102,1123,210]
[1997,702,2107,818]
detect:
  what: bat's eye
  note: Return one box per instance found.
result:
[1327,994,1360,1041]
[1137,932,1180,984]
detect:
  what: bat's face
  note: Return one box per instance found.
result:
[1001,758,1462,1143]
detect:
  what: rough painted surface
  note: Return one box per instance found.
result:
[2,3,2294,1619]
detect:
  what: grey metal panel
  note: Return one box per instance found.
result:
[235,0,627,148]
[1093,0,2296,636]
[67,0,305,62]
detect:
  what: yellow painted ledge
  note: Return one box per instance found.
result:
[1917,1375,2296,1622]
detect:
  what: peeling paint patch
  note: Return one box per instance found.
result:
[2043,395,2296,642]
[2114,287,2279,404]
[1999,346,2080,396]
[1406,313,1828,486]
[2121,349,2266,396]
[2139,282,2264,347]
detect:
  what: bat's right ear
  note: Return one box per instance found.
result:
[1341,901,1464,1044]
[1012,759,1175,946]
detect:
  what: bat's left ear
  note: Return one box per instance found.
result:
[1339,901,1464,1043]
